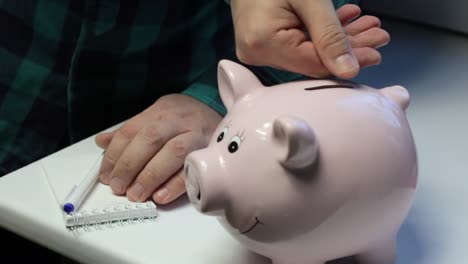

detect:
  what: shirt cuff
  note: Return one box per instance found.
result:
[182,82,227,116]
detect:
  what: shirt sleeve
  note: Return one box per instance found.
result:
[181,62,228,116]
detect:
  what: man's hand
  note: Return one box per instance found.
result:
[231,1,389,79]
[95,94,222,204]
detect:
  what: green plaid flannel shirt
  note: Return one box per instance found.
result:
[0,0,356,176]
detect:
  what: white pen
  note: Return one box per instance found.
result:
[63,153,104,214]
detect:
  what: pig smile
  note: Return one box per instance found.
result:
[240,217,264,234]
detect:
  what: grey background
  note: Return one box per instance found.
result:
[361,0,468,34]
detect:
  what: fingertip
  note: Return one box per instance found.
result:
[98,159,111,184]
[152,187,170,204]
[99,173,110,185]
[97,158,110,184]
[341,3,361,11]
[334,53,360,79]
[110,177,127,195]
[366,50,382,67]
[95,133,105,146]
[377,30,391,48]
[152,181,187,205]
[95,132,114,149]
[354,47,382,69]
[127,182,145,202]
[337,4,361,24]
[363,15,382,29]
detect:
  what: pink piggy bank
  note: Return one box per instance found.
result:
[184,60,417,264]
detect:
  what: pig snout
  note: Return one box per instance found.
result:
[184,149,227,215]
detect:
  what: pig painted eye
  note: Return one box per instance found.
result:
[217,127,229,142]
[228,136,241,153]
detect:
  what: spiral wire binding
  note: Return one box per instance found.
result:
[65,201,157,231]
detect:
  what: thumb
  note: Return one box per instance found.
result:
[292,0,359,79]
[95,131,115,149]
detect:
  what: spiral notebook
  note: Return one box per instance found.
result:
[40,151,158,230]
[65,201,157,229]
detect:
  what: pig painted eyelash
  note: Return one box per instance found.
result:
[227,130,245,153]
[236,129,246,142]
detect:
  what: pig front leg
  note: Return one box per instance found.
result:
[355,237,396,264]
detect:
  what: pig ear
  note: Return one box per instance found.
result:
[272,116,319,170]
[381,85,410,111]
[218,60,264,111]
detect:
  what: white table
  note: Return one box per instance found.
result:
[1,18,467,264]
